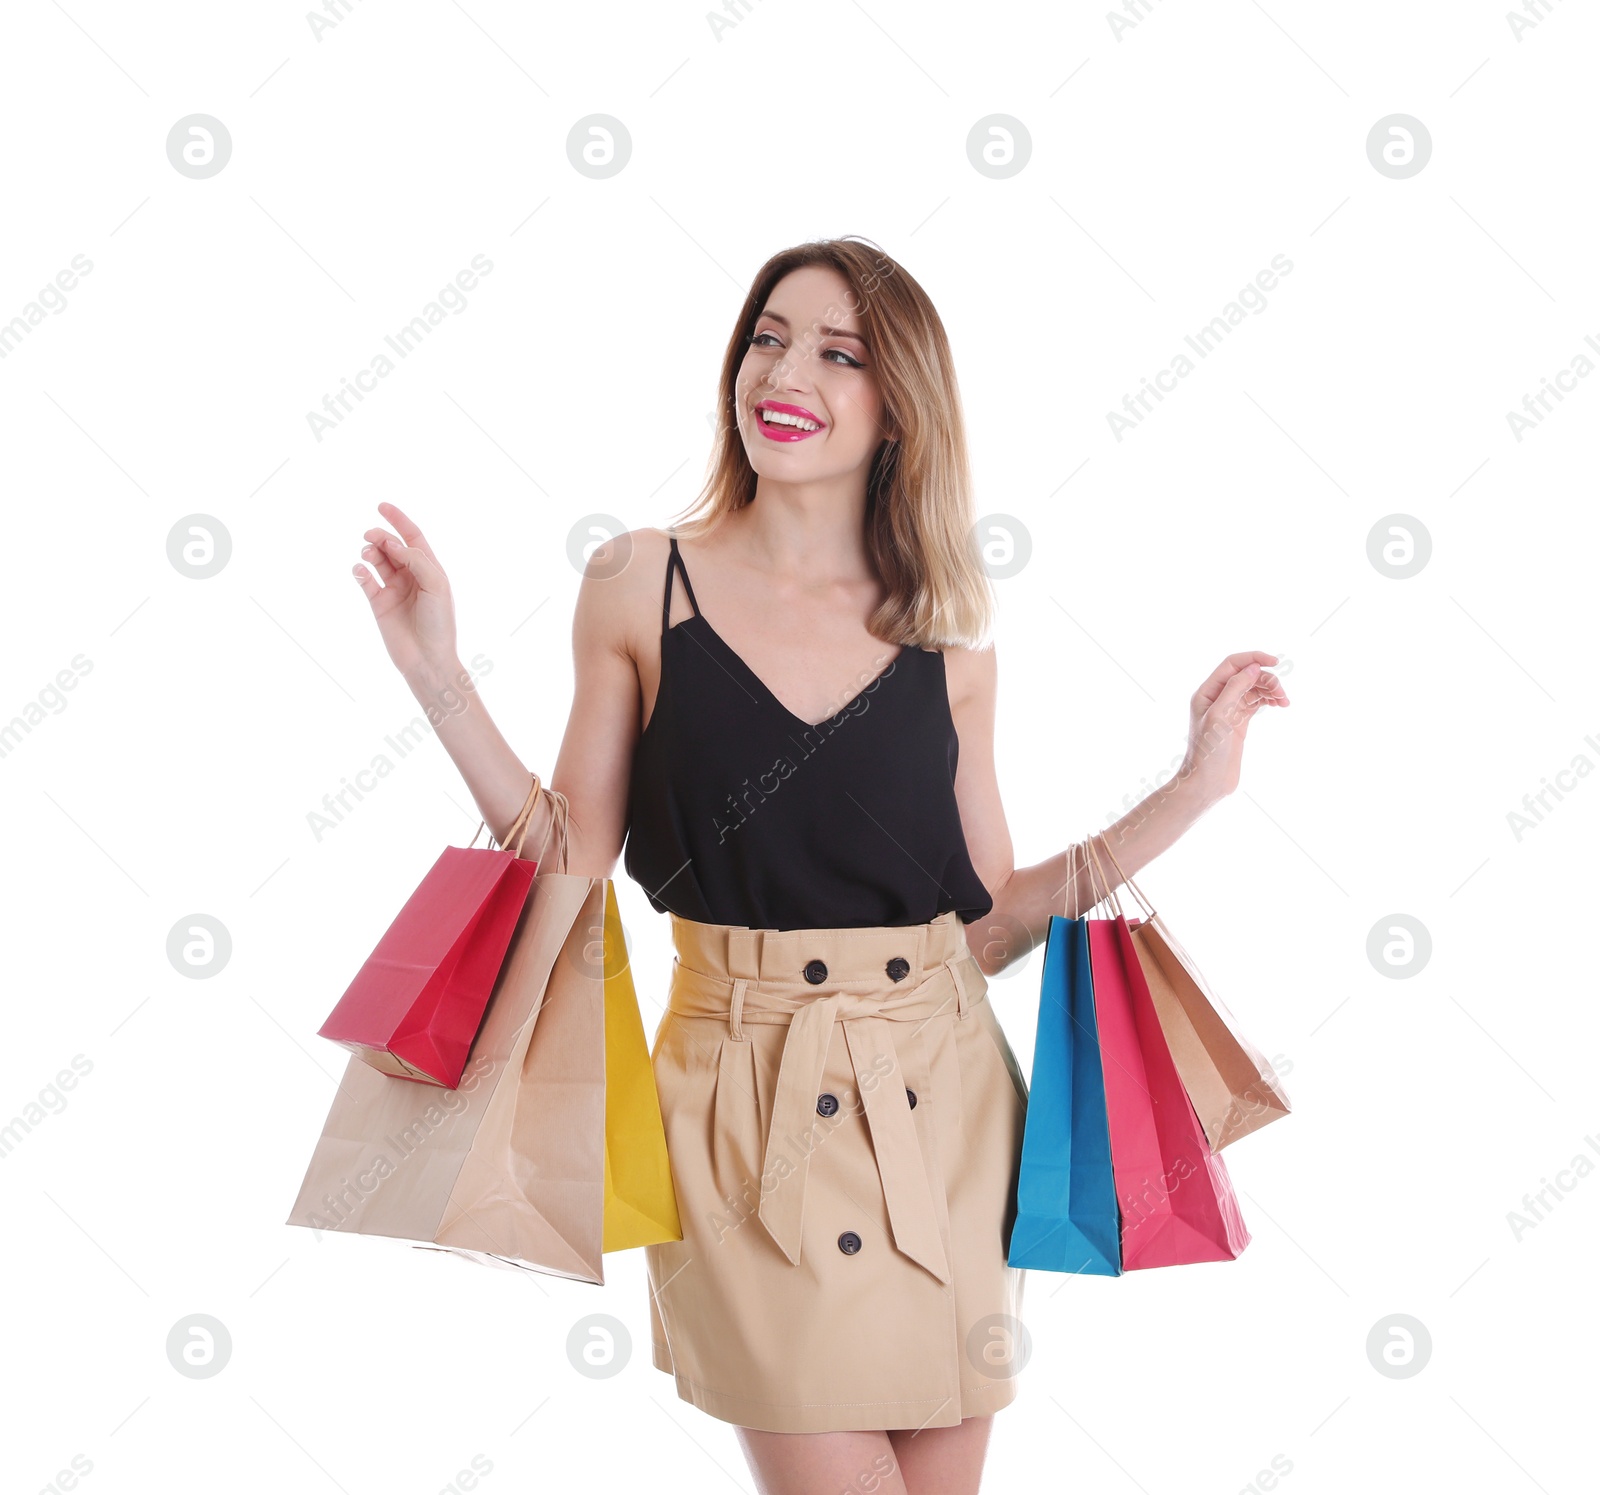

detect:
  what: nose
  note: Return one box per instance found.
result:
[766,357,810,395]
[765,340,824,394]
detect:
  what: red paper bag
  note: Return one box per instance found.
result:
[317,775,547,1089]
[1083,838,1250,1269]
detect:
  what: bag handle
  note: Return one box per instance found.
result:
[1061,835,1098,919]
[469,771,541,856]
[470,771,573,871]
[1093,834,1158,922]
[535,780,573,873]
[1081,832,1128,921]
[1059,836,1080,919]
[1061,832,1116,920]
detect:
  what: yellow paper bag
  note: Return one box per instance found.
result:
[601,879,682,1251]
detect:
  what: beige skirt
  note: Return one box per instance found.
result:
[645,909,1031,1434]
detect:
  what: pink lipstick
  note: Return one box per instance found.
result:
[754,399,826,442]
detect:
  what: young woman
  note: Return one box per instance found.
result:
[352,237,1287,1495]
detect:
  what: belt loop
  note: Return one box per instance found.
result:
[727,927,761,980]
[726,927,760,1042]
[944,951,973,1018]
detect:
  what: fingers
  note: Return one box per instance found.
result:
[372,530,446,593]
[1211,651,1278,684]
[1215,662,1289,723]
[1194,652,1287,710]
[1193,652,1271,707]
[360,535,400,587]
[1252,668,1290,706]
[1238,657,1289,707]
[377,501,438,563]
[1214,662,1263,719]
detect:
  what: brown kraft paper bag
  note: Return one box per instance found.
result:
[285,788,680,1282]
[1097,836,1291,1151]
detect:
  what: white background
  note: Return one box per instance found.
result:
[2,1,1595,1491]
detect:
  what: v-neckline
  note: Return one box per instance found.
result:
[677,614,910,733]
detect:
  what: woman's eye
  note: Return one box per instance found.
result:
[747,331,863,369]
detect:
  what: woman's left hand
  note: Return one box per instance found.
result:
[1177,651,1290,806]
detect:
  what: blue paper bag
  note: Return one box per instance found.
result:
[1006,912,1123,1275]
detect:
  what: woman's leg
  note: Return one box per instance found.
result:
[887,1414,995,1495]
[735,1427,910,1495]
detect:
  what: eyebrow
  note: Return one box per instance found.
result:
[757,310,867,344]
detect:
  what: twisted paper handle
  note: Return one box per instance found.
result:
[1093,834,1159,922]
[1061,831,1122,920]
[470,771,573,871]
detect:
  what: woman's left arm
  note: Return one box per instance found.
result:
[948,644,1290,978]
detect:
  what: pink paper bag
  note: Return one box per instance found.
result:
[1084,845,1250,1269]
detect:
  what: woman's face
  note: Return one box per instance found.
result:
[735,265,894,486]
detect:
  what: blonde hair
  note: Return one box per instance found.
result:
[668,236,996,650]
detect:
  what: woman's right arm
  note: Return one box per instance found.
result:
[356,503,646,876]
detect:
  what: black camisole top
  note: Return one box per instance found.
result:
[624,534,995,931]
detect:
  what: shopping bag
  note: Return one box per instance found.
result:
[315,774,548,1089]
[1098,837,1290,1151]
[286,788,682,1283]
[1007,842,1122,1275]
[1083,837,1250,1270]
[596,878,685,1251]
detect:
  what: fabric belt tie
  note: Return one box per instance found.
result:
[668,947,986,1286]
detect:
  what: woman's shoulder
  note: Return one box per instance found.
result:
[931,639,997,715]
[572,526,678,675]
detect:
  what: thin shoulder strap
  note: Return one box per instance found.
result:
[662,534,701,634]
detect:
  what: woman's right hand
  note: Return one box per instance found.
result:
[353,502,460,683]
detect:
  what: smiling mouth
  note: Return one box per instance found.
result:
[757,406,823,432]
